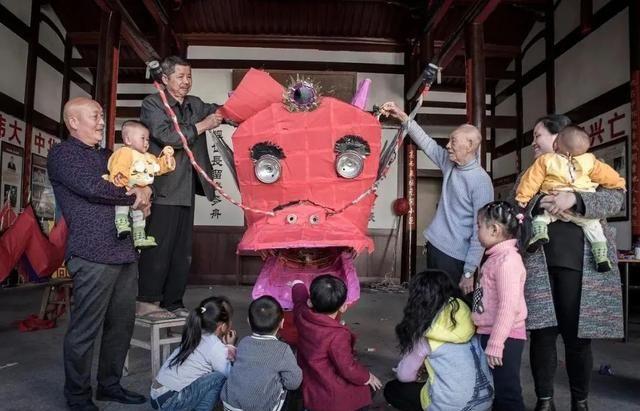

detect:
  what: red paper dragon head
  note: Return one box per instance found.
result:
[218,69,382,308]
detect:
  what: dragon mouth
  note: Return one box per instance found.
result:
[238,202,373,254]
[252,249,360,310]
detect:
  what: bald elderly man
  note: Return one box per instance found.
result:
[48,97,148,411]
[382,102,493,294]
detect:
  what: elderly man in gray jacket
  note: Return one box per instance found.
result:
[137,55,222,319]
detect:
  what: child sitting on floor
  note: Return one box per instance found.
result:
[150,296,237,410]
[472,201,527,411]
[104,120,175,249]
[516,125,625,271]
[221,295,302,411]
[293,275,382,411]
[384,270,493,411]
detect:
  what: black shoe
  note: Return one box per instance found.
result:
[67,400,99,411]
[572,399,588,411]
[96,386,146,404]
[535,398,556,411]
[596,261,612,272]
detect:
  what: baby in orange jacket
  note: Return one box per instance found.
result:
[104,120,175,249]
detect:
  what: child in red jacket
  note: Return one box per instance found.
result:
[292,275,382,411]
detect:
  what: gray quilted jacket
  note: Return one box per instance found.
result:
[509,176,624,339]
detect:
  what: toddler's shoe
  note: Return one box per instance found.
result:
[132,226,157,249]
[527,220,549,252]
[591,241,612,272]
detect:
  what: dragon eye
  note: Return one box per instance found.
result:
[254,154,281,184]
[335,151,364,179]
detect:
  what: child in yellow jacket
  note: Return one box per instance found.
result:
[104,120,175,249]
[516,125,625,272]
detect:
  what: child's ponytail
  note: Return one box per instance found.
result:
[169,296,232,368]
[479,200,528,255]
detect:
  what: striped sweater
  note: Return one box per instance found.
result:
[221,334,302,411]
[472,239,527,358]
[405,120,494,273]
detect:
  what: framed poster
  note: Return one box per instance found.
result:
[591,138,629,221]
[1,142,24,212]
[31,154,56,231]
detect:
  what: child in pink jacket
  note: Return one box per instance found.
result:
[472,201,528,411]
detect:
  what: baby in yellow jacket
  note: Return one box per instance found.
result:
[516,125,625,272]
[105,120,175,249]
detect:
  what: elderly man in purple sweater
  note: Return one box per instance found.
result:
[48,97,150,411]
[382,102,493,294]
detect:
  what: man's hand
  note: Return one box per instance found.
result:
[459,276,474,295]
[380,101,409,123]
[141,203,152,218]
[487,355,503,369]
[366,373,383,391]
[196,112,223,134]
[127,186,152,210]
[539,191,577,216]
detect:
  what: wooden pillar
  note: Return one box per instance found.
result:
[59,35,72,139]
[515,55,524,172]
[400,42,421,283]
[629,0,640,235]
[465,22,486,164]
[545,0,555,114]
[21,0,40,208]
[94,9,120,150]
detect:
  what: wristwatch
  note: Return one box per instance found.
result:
[463,271,473,279]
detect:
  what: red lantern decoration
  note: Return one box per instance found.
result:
[392,198,410,216]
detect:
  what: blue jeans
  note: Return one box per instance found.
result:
[157,372,226,411]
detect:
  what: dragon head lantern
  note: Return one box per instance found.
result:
[218,69,382,309]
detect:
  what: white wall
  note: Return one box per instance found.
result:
[490,1,633,249]
[0,23,28,102]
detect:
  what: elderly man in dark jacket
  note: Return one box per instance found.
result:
[137,55,222,319]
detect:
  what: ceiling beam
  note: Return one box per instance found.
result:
[72,56,144,69]
[434,40,519,58]
[141,0,183,56]
[180,33,405,53]
[436,0,503,69]
[93,0,159,63]
[188,59,404,74]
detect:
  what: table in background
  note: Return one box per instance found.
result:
[618,258,640,342]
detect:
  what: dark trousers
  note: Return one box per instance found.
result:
[64,257,137,405]
[383,380,423,411]
[138,204,194,311]
[480,334,525,411]
[426,243,465,284]
[529,268,592,401]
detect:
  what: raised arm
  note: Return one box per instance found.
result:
[405,120,451,171]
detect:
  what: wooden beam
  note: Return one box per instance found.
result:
[416,113,517,128]
[60,35,72,139]
[497,0,628,105]
[422,101,466,109]
[434,41,520,58]
[188,59,404,74]
[71,57,144,69]
[21,0,41,208]
[544,0,555,113]
[93,0,159,63]
[180,33,405,53]
[116,106,140,118]
[436,0,503,69]
[141,0,183,56]
[465,22,487,165]
[116,93,148,100]
[95,9,121,149]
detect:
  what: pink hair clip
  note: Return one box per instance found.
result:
[515,213,524,224]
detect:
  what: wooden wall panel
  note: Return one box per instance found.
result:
[188,226,400,285]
